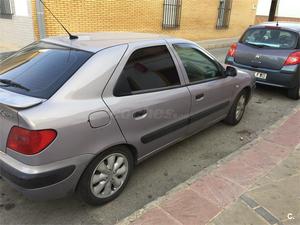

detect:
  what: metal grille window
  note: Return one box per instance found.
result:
[162,0,182,29]
[216,0,232,29]
[0,0,14,15]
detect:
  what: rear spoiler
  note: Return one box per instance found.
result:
[0,88,45,109]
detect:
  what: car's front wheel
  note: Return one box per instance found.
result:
[78,146,133,205]
[224,90,248,126]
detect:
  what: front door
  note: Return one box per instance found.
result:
[103,43,191,160]
[172,43,234,135]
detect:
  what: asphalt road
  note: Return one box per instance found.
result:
[1,48,299,225]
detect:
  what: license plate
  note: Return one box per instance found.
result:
[254,72,267,80]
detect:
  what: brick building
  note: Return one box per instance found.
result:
[0,0,258,49]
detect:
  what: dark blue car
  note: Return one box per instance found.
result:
[226,22,300,100]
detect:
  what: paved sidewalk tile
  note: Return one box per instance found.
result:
[132,207,181,225]
[265,111,300,148]
[247,174,300,221]
[160,189,221,225]
[190,174,245,208]
[208,200,268,225]
[213,156,263,187]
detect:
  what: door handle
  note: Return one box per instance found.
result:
[133,109,147,119]
[195,93,204,101]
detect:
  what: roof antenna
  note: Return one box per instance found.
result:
[39,0,78,40]
[276,21,279,27]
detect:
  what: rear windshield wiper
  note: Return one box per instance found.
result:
[0,79,30,92]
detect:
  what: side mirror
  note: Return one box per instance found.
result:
[225,66,237,77]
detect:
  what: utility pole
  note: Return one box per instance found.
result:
[268,0,278,21]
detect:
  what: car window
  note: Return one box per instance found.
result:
[0,42,93,99]
[173,44,222,83]
[114,46,181,96]
[241,28,298,49]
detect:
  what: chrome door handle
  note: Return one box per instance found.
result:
[133,109,147,119]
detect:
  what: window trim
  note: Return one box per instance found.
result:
[113,45,184,97]
[172,43,226,85]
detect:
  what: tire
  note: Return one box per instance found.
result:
[224,90,248,126]
[287,84,299,100]
[77,146,134,206]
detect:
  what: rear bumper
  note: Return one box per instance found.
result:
[0,151,93,200]
[226,57,299,89]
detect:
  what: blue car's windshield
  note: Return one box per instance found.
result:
[241,28,298,49]
[0,42,93,99]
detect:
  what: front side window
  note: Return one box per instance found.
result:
[0,42,93,99]
[173,44,222,83]
[114,46,181,96]
[241,28,298,49]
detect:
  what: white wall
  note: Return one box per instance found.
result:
[256,0,300,19]
[0,0,35,50]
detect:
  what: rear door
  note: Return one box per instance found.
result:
[171,43,234,135]
[103,41,191,160]
[236,27,298,70]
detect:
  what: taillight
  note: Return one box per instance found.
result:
[284,52,300,66]
[7,127,57,155]
[227,43,237,57]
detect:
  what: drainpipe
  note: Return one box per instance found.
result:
[35,0,46,39]
[268,0,278,21]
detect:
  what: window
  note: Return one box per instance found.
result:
[0,42,93,99]
[162,0,182,29]
[216,0,232,29]
[0,0,14,15]
[241,28,298,49]
[114,46,181,96]
[173,44,222,83]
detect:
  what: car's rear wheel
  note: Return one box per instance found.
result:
[224,90,248,126]
[78,146,133,205]
[287,83,299,100]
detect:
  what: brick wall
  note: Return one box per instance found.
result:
[0,0,35,49]
[31,0,258,41]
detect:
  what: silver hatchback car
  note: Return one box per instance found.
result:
[0,33,255,205]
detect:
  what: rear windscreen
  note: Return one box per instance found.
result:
[0,42,93,99]
[241,28,298,49]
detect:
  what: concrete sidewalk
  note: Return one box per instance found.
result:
[118,107,300,225]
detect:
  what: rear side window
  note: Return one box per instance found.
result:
[0,42,93,99]
[241,28,298,49]
[114,46,181,96]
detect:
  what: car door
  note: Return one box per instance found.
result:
[102,41,191,160]
[170,43,234,135]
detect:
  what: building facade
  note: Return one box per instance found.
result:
[1,0,258,48]
[0,0,35,48]
[256,0,300,24]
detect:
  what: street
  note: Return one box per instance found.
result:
[1,48,299,225]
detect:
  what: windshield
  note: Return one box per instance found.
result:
[241,28,298,49]
[0,42,93,99]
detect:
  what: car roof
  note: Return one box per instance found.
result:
[42,32,178,53]
[251,21,300,33]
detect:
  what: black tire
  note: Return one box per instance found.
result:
[77,146,134,206]
[287,84,299,100]
[224,90,248,126]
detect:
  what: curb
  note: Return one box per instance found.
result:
[117,105,300,225]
